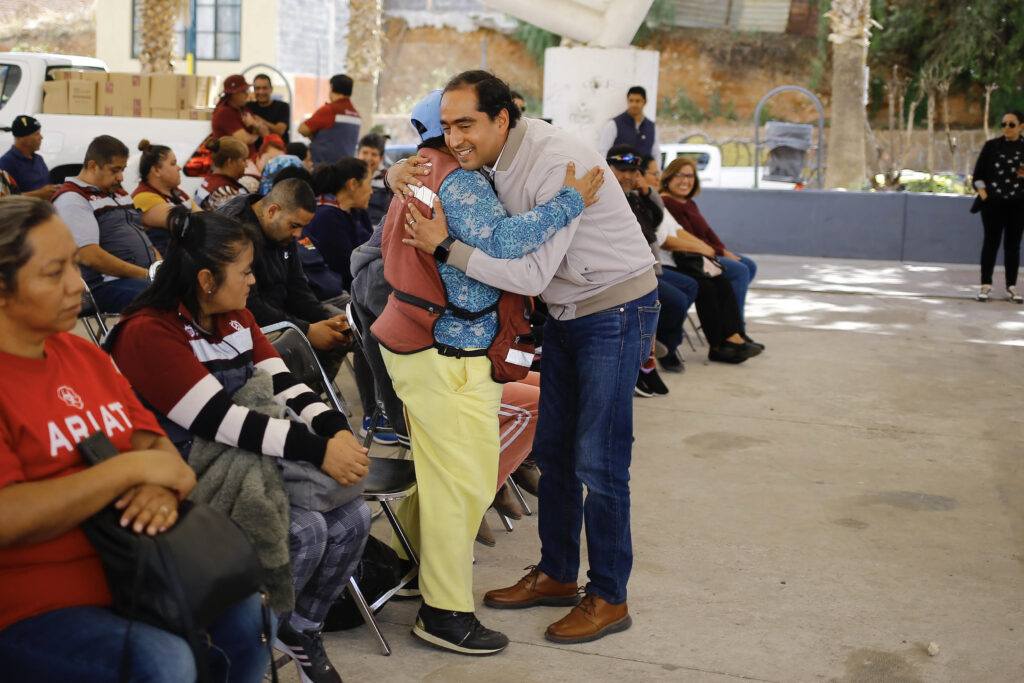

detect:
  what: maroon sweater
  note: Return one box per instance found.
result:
[661,194,727,256]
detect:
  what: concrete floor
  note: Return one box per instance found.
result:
[281,256,1024,683]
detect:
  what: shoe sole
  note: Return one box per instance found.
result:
[633,386,654,398]
[272,638,317,683]
[475,534,496,547]
[484,594,580,610]
[544,614,633,644]
[411,622,507,655]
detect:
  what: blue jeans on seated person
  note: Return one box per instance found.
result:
[0,593,269,682]
[535,289,659,605]
[92,277,150,314]
[656,268,698,356]
[719,254,757,328]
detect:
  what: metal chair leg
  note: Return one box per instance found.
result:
[379,499,418,565]
[496,509,514,532]
[687,313,706,346]
[506,477,533,516]
[348,576,391,656]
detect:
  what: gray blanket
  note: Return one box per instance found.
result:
[188,369,295,612]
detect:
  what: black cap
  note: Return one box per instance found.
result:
[11,115,41,137]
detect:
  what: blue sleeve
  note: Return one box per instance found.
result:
[305,208,357,288]
[438,169,584,259]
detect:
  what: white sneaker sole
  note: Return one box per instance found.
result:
[411,621,507,655]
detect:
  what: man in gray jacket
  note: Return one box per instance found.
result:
[398,70,659,645]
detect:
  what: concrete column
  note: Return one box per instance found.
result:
[542,46,659,149]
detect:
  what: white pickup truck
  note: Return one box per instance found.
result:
[659,143,796,190]
[0,52,211,194]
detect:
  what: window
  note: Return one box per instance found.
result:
[131,0,241,62]
[0,64,21,111]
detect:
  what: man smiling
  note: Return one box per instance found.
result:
[400,70,659,645]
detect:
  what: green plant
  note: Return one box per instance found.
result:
[512,21,560,67]
[708,86,737,121]
[660,91,706,123]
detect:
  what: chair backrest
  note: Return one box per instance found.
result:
[261,321,345,414]
[78,282,109,344]
[345,301,366,348]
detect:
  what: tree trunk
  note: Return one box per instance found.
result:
[347,0,384,133]
[825,0,873,190]
[138,0,178,74]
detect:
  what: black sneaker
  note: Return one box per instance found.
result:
[741,332,765,350]
[634,373,655,397]
[645,368,669,395]
[708,342,750,364]
[274,622,342,683]
[412,604,509,655]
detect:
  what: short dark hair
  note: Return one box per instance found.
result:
[443,70,522,129]
[1003,109,1024,123]
[264,177,316,214]
[137,139,173,183]
[357,133,386,155]
[627,86,647,101]
[330,74,353,96]
[84,135,129,167]
[312,157,368,196]
[285,141,309,160]
[0,196,55,293]
[253,73,272,86]
[123,206,261,320]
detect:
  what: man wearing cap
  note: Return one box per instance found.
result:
[597,86,659,160]
[0,115,56,199]
[298,74,361,165]
[212,74,268,156]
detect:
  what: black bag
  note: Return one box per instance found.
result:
[323,536,402,631]
[672,252,724,279]
[77,432,268,682]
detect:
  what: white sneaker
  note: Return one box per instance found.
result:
[1008,285,1023,304]
[977,284,992,302]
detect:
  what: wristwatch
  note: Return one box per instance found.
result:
[434,236,456,263]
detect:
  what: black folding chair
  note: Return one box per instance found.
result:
[261,321,418,656]
[78,283,112,345]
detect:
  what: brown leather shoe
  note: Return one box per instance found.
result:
[475,517,495,547]
[511,457,539,496]
[484,566,578,609]
[544,592,631,644]
[492,482,522,520]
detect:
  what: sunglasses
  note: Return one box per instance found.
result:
[607,154,641,167]
[1001,121,1018,128]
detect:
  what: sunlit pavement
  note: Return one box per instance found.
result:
[288,255,1024,683]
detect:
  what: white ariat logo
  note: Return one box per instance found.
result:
[184,324,196,337]
[230,320,244,332]
[57,385,84,410]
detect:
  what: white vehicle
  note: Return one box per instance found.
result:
[659,142,797,190]
[0,53,212,195]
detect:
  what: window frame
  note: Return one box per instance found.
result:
[131,0,242,62]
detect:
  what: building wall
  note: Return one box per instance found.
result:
[94,0,278,81]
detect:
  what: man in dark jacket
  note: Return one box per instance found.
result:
[217,178,350,352]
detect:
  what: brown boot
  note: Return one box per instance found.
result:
[475,517,495,547]
[492,482,522,520]
[484,566,578,609]
[511,457,539,497]
[544,592,631,644]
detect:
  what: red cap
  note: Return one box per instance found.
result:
[222,74,250,95]
[258,134,286,156]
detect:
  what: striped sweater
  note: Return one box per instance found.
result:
[108,303,349,466]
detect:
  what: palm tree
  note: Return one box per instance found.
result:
[137,0,180,74]
[347,0,384,128]
[824,0,876,190]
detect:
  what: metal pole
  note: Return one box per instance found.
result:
[482,38,487,70]
[186,0,197,74]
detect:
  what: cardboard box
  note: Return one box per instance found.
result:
[175,74,199,110]
[150,74,179,110]
[68,80,96,115]
[150,107,179,120]
[180,107,213,121]
[102,73,151,117]
[42,80,69,114]
[194,75,212,107]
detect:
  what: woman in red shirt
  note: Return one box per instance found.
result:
[661,156,763,349]
[195,136,250,211]
[0,197,267,681]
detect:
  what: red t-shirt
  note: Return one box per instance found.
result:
[0,333,164,630]
[211,101,256,157]
[304,97,360,134]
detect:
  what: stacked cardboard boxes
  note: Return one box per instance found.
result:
[41,71,218,120]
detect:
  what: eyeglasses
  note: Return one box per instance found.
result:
[1001,121,1018,128]
[607,154,641,167]
[673,173,696,180]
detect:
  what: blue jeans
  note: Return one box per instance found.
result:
[92,277,150,314]
[656,269,698,356]
[0,594,269,682]
[719,254,757,328]
[534,289,659,605]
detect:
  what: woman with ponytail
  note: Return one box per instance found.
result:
[193,137,249,211]
[131,139,200,253]
[304,157,374,291]
[107,205,371,682]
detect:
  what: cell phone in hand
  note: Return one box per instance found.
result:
[77,431,119,465]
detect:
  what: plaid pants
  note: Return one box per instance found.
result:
[284,497,371,626]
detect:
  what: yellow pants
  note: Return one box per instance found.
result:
[380,347,502,612]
